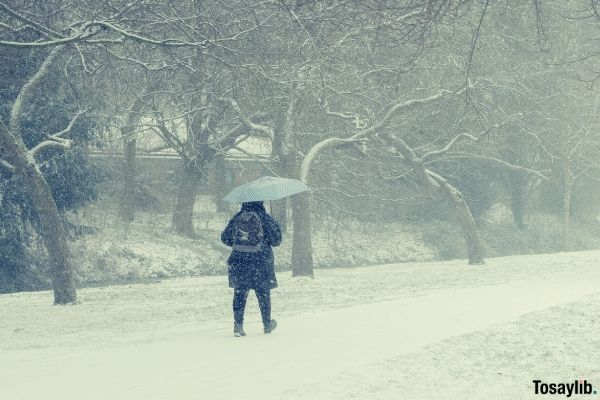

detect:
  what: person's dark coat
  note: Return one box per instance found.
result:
[221,201,282,290]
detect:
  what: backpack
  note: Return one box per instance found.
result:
[232,211,264,253]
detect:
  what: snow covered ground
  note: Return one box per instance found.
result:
[2,251,600,399]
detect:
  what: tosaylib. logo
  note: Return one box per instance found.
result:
[533,379,597,397]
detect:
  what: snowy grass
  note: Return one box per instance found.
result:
[60,194,600,289]
[422,214,600,260]
[66,195,435,287]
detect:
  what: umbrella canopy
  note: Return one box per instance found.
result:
[223,176,309,203]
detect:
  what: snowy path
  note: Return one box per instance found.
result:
[2,270,599,400]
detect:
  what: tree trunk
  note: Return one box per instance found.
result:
[273,153,295,232]
[270,148,288,231]
[172,161,203,237]
[291,191,314,276]
[214,154,228,213]
[562,187,572,251]
[26,162,77,303]
[270,141,288,232]
[119,136,136,223]
[118,80,162,223]
[562,158,572,251]
[510,186,526,230]
[1,45,76,303]
[272,156,289,233]
[432,174,485,265]
[0,129,77,304]
[289,147,314,276]
[508,171,528,230]
[272,199,288,232]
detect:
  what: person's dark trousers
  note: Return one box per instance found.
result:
[233,288,271,326]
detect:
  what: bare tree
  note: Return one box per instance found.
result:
[0,46,79,303]
[299,86,491,265]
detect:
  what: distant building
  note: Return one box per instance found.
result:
[221,136,273,187]
[88,124,273,199]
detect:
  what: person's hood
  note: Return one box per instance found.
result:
[241,201,265,213]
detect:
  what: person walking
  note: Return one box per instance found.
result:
[221,201,282,337]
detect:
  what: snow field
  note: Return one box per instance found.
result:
[2,250,600,399]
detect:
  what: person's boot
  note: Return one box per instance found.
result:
[264,319,277,334]
[234,321,246,337]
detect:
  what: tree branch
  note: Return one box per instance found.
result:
[436,152,551,181]
[422,133,474,161]
[422,121,510,161]
[0,158,15,173]
[222,97,274,139]
[299,87,466,184]
[28,110,85,157]
[208,123,247,147]
[465,0,489,98]
[0,1,65,39]
[320,97,366,128]
[10,46,64,139]
[300,137,366,183]
[0,31,90,47]
[353,86,467,141]
[29,139,71,155]
[151,116,188,159]
[103,47,178,72]
[91,21,209,48]
[52,110,85,138]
